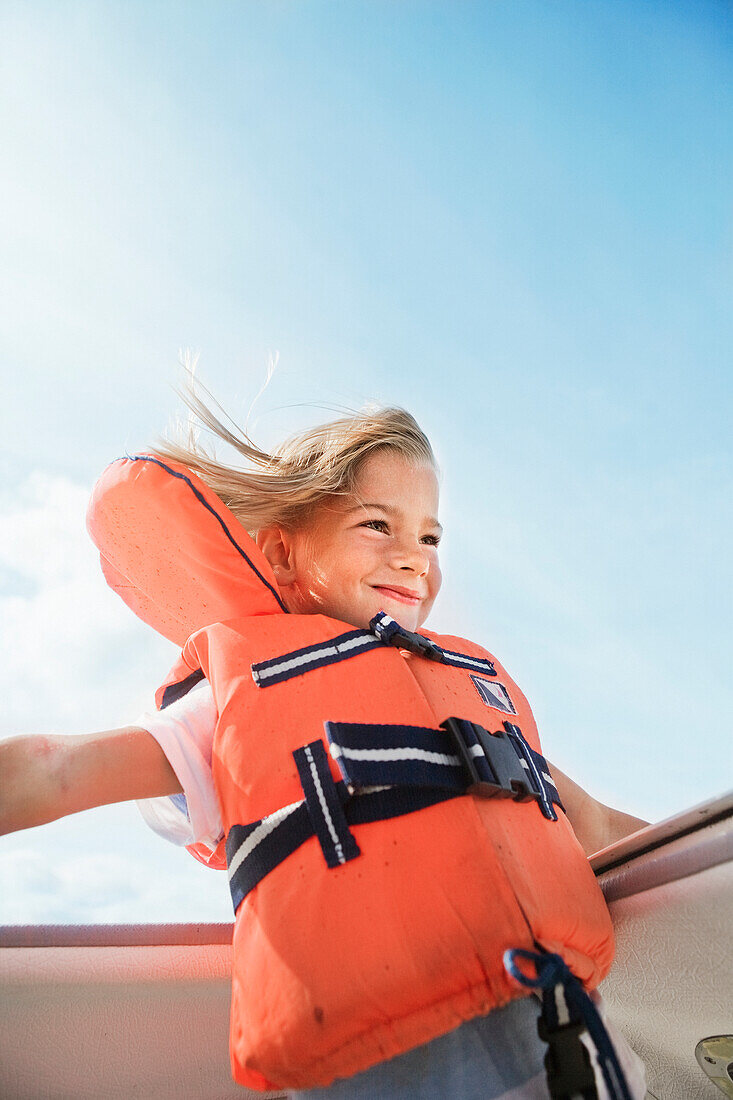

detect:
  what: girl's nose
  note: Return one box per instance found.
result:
[391,540,430,575]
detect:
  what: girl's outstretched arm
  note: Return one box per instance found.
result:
[548,761,649,857]
[0,727,182,836]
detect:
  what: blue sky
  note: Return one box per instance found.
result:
[1,0,731,923]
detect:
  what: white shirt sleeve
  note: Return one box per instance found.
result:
[134,677,224,852]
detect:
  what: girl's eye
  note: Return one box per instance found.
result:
[360,519,441,546]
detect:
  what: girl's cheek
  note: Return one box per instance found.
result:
[293,561,331,604]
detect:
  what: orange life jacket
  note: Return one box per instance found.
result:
[88,454,615,1093]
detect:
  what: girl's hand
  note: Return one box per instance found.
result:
[548,761,649,857]
[0,727,182,835]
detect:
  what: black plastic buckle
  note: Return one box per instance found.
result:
[403,632,444,661]
[369,612,445,661]
[537,1017,598,1099]
[441,717,540,802]
[389,627,444,661]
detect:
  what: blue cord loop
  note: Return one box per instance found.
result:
[505,948,567,991]
[504,948,634,1100]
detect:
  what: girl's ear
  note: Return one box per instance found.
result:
[255,525,298,586]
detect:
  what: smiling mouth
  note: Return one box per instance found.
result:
[371,585,421,605]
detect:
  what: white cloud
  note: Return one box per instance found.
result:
[0,472,220,924]
[0,843,231,925]
[1,471,178,736]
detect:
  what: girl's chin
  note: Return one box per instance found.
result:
[370,602,421,631]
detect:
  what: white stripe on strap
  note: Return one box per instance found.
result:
[554,983,571,1027]
[227,800,302,881]
[304,743,346,864]
[442,650,491,669]
[253,633,375,683]
[330,744,461,767]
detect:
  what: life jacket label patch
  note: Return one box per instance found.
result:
[470,675,516,714]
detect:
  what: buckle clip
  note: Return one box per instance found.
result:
[441,717,539,802]
[398,631,444,661]
[370,612,444,661]
[537,1018,597,1098]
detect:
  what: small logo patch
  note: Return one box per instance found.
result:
[470,675,516,714]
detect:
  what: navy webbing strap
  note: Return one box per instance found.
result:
[225,766,453,912]
[159,668,206,709]
[326,721,467,792]
[504,949,633,1100]
[226,718,563,912]
[326,718,562,820]
[250,614,497,687]
[293,740,360,868]
[369,612,498,675]
[226,799,312,912]
[251,628,382,687]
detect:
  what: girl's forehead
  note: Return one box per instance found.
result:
[344,453,441,520]
[306,454,440,529]
[354,450,439,495]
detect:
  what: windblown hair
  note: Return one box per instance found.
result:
[151,373,437,535]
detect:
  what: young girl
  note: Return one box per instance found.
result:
[1,390,648,1099]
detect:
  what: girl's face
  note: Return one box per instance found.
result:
[263,449,442,632]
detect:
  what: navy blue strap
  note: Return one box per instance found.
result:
[251,628,382,687]
[226,776,454,912]
[504,722,559,822]
[326,718,562,820]
[251,615,498,687]
[159,668,206,709]
[226,717,563,911]
[504,949,633,1100]
[293,740,360,868]
[326,721,468,792]
[226,800,312,912]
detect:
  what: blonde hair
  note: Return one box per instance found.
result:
[151,373,437,535]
